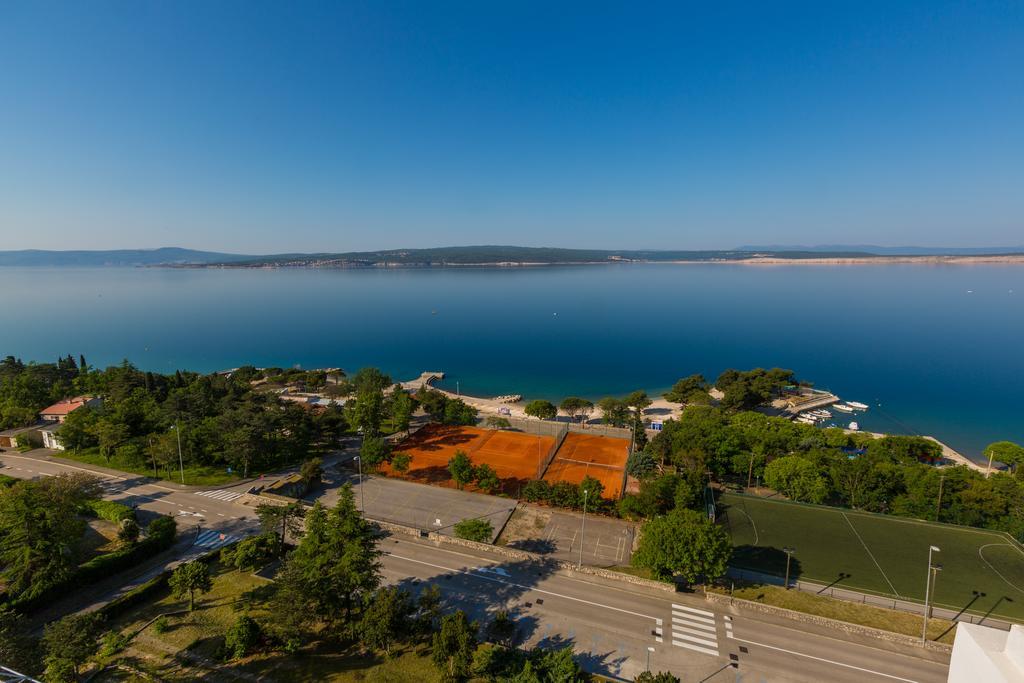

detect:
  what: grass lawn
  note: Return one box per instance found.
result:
[94,560,457,682]
[709,583,957,645]
[720,492,1024,621]
[57,447,240,487]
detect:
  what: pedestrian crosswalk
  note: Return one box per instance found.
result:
[668,603,719,657]
[195,489,243,502]
[193,529,239,550]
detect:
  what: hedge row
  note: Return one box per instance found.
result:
[83,499,136,523]
[0,474,18,488]
[10,516,177,613]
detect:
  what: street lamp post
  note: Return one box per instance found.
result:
[646,646,654,672]
[921,545,941,643]
[354,455,364,513]
[171,422,185,485]
[986,448,996,478]
[783,547,796,589]
[578,488,589,569]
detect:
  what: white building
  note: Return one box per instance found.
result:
[948,623,1024,682]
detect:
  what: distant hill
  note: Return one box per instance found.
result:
[3,244,1022,268]
[737,244,1024,256]
[0,247,255,266]
[198,245,876,267]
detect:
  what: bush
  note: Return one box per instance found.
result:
[152,616,170,634]
[84,499,136,523]
[522,480,551,503]
[0,474,18,488]
[453,518,494,543]
[99,630,131,656]
[229,534,277,572]
[224,615,261,660]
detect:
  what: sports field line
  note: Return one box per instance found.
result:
[730,505,759,545]
[978,543,1024,596]
[842,512,900,598]
[551,457,624,470]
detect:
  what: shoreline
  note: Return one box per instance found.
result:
[158,254,1024,269]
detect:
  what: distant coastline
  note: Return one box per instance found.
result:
[2,245,1023,268]
[175,254,1024,269]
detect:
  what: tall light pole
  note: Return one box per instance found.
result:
[783,547,796,589]
[354,455,364,513]
[171,422,185,484]
[986,447,996,478]
[646,646,654,672]
[578,488,589,569]
[922,545,941,643]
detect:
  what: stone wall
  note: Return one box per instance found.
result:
[704,591,953,654]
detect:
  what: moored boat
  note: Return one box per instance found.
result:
[833,404,854,413]
[847,401,869,411]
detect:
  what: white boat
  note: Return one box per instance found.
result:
[847,401,869,411]
[810,409,832,418]
[849,421,860,431]
[833,404,854,413]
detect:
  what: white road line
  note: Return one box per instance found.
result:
[672,613,716,626]
[388,552,658,621]
[842,512,900,597]
[730,636,919,683]
[672,604,714,617]
[671,640,719,657]
[672,632,718,648]
[672,624,717,640]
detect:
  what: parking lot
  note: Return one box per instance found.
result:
[498,504,635,567]
[313,467,516,543]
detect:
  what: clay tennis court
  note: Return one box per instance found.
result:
[384,423,555,494]
[542,432,630,499]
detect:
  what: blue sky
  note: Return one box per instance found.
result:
[0,1,1021,252]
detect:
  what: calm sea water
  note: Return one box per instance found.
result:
[0,264,1020,459]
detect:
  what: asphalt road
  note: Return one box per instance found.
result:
[378,536,952,683]
[2,449,951,682]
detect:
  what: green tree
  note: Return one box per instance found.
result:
[55,406,98,452]
[626,449,657,479]
[663,374,711,404]
[559,397,594,425]
[0,473,100,599]
[351,385,385,438]
[524,400,557,421]
[448,450,475,490]
[484,415,511,430]
[169,560,213,611]
[299,457,324,487]
[360,586,414,655]
[597,397,630,427]
[985,441,1024,474]
[432,610,477,682]
[391,452,413,474]
[93,417,130,462]
[42,612,102,680]
[443,398,478,426]
[633,508,732,583]
[473,463,501,493]
[486,610,517,647]
[0,606,40,677]
[390,387,415,433]
[454,517,494,542]
[273,487,382,635]
[764,455,829,503]
[534,646,585,682]
[360,435,392,470]
[256,501,305,553]
[624,390,652,415]
[224,614,261,660]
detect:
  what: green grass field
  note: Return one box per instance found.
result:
[719,492,1024,622]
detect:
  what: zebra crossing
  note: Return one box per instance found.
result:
[193,529,239,550]
[668,603,720,657]
[195,489,243,502]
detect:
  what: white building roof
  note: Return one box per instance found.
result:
[949,623,1024,682]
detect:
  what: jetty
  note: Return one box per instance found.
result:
[400,371,445,392]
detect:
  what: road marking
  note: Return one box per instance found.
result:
[672,604,714,617]
[671,640,719,657]
[729,636,920,682]
[195,489,243,502]
[842,512,900,597]
[193,529,239,550]
[672,612,715,626]
[387,552,657,621]
[669,604,719,656]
